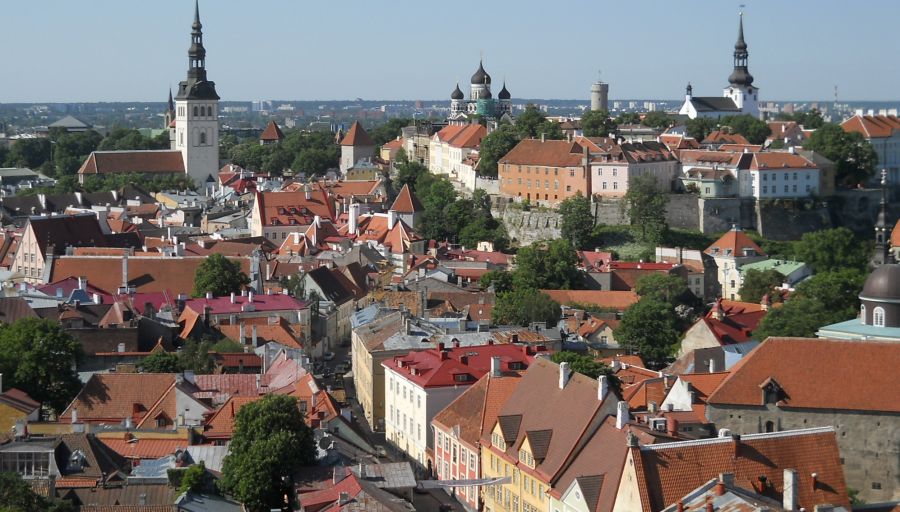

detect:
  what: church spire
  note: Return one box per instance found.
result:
[167,87,174,112]
[872,169,892,267]
[188,0,207,81]
[728,11,754,87]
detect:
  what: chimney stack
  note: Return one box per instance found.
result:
[387,210,397,229]
[616,400,630,429]
[349,203,359,235]
[230,292,236,304]
[121,253,129,292]
[598,375,609,401]
[667,416,679,436]
[559,361,571,389]
[709,358,718,373]
[251,325,258,347]
[783,469,799,511]
[490,356,501,378]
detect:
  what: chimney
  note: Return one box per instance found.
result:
[183,370,195,385]
[230,292,236,304]
[783,469,799,511]
[117,343,125,353]
[248,291,254,303]
[304,185,312,200]
[731,433,742,458]
[666,416,679,436]
[705,499,713,512]
[558,361,571,389]
[205,291,213,299]
[314,215,321,228]
[93,293,101,305]
[541,133,546,143]
[239,323,245,344]
[677,502,684,512]
[349,203,359,235]
[709,358,718,373]
[598,375,609,401]
[71,408,78,424]
[121,253,129,292]
[251,325,258,347]
[491,356,501,378]
[388,210,397,229]
[616,400,630,429]
[712,298,725,320]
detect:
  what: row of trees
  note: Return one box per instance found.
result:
[229,130,339,176]
[477,105,567,177]
[685,114,772,144]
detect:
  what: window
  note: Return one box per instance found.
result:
[873,306,885,327]
[872,482,882,490]
[763,173,768,181]
[705,187,710,194]
[602,182,607,190]
[612,169,618,177]
[763,185,768,194]
[765,420,775,433]
[792,185,797,193]
[569,170,575,177]
[613,182,618,190]
[200,131,207,145]
[492,432,504,449]
[417,396,421,408]
[861,304,866,324]
[193,106,198,117]
[784,185,789,193]
[418,424,421,440]
[566,185,571,192]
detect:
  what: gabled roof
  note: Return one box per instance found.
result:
[384,344,538,389]
[688,97,740,113]
[260,120,285,141]
[390,184,424,213]
[630,427,849,511]
[59,374,185,423]
[341,121,375,147]
[539,290,639,311]
[78,150,185,176]
[841,114,900,139]
[255,186,336,228]
[432,372,522,451]
[27,213,107,258]
[704,227,765,258]
[446,124,486,149]
[708,337,900,413]
[702,131,750,145]
[499,139,585,167]
[0,388,40,414]
[305,266,356,305]
[750,152,816,170]
[701,301,768,345]
[204,396,261,439]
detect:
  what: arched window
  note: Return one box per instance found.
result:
[193,106,198,117]
[765,420,775,433]
[860,304,866,324]
[200,131,207,146]
[200,106,206,117]
[873,307,886,327]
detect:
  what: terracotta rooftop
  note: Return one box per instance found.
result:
[389,184,424,213]
[432,372,522,452]
[59,374,182,424]
[255,186,337,228]
[341,121,375,147]
[499,139,585,167]
[78,150,185,176]
[707,337,900,413]
[203,396,261,439]
[702,131,750,145]
[841,114,900,139]
[259,120,285,141]
[384,343,540,389]
[750,152,816,170]
[540,289,639,311]
[704,227,765,258]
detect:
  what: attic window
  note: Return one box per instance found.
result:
[508,361,525,371]
[278,207,286,215]
[761,379,784,405]
[453,373,470,383]
[518,449,535,468]
[290,207,298,214]
[491,432,504,449]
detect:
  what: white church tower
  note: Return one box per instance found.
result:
[174,0,220,188]
[722,12,759,117]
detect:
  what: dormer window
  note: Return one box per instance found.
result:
[518,449,535,468]
[453,373,470,383]
[725,248,733,256]
[761,378,784,405]
[491,432,504,449]
[873,306,886,327]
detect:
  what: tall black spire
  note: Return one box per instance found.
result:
[872,169,892,267]
[728,12,754,87]
[167,87,174,111]
[176,0,219,101]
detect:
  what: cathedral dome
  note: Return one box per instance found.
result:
[471,60,491,85]
[451,84,464,100]
[860,264,900,302]
[498,82,511,100]
[728,68,754,87]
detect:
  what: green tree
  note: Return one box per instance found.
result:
[634,273,692,306]
[192,254,250,298]
[685,117,716,141]
[793,269,866,323]
[477,124,519,177]
[292,147,336,176]
[802,123,878,186]
[752,297,832,340]
[582,110,617,137]
[0,318,82,415]
[550,351,621,393]
[370,118,412,146]
[0,472,76,512]
[558,192,594,249]
[513,239,581,290]
[792,227,869,273]
[178,338,215,374]
[719,115,772,144]
[641,111,673,131]
[5,138,51,169]
[615,298,681,368]
[480,270,514,293]
[140,351,181,373]
[219,394,316,511]
[738,268,784,303]
[623,174,668,244]
[776,109,825,129]
[392,160,429,193]
[180,462,209,493]
[210,339,245,353]
[52,129,104,175]
[492,289,562,327]
[615,112,641,125]
[516,104,549,139]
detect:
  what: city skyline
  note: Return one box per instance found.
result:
[4,0,900,103]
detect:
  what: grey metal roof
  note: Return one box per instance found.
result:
[689,97,740,112]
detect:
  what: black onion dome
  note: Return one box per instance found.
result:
[451,83,464,100]
[471,60,491,85]
[498,82,511,99]
[728,68,754,87]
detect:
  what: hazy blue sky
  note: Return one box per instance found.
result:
[5,0,899,103]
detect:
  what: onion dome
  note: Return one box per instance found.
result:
[498,81,511,100]
[471,60,491,85]
[451,83,464,100]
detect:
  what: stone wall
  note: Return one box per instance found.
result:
[493,205,562,245]
[756,199,832,241]
[665,194,700,231]
[699,198,743,234]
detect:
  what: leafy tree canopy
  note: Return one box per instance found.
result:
[752,297,832,340]
[615,112,641,125]
[477,124,519,178]
[685,117,716,141]
[513,239,582,290]
[480,270,514,294]
[615,298,681,368]
[558,191,594,249]
[140,351,181,373]
[492,288,562,327]
[0,318,82,414]
[219,394,316,511]
[193,254,251,298]
[802,123,878,187]
[623,174,668,244]
[180,461,210,493]
[0,472,76,512]
[641,111,673,131]
[718,115,772,144]
[635,273,692,306]
[370,118,412,146]
[792,227,869,273]
[582,110,617,137]
[738,268,784,303]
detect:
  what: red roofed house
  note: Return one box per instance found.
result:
[612,427,849,511]
[647,371,731,439]
[202,395,261,443]
[339,121,376,173]
[389,184,425,230]
[383,342,544,469]
[77,150,186,185]
[428,123,486,176]
[59,373,211,429]
[701,130,751,148]
[13,213,107,284]
[498,139,590,206]
[179,292,311,342]
[706,337,900,503]
[744,150,820,199]
[540,289,639,313]
[767,120,805,147]
[431,367,522,512]
[704,226,767,300]
[589,141,679,199]
[342,203,425,272]
[678,298,767,358]
[841,114,900,184]
[259,120,285,145]
[589,260,689,292]
[379,137,404,163]
[0,386,40,432]
[250,185,337,241]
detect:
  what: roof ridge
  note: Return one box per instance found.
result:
[640,426,835,451]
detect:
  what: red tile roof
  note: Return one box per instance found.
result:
[203,396,261,439]
[702,131,750,145]
[60,374,180,424]
[389,184,424,213]
[78,150,185,176]
[183,293,307,315]
[340,121,375,147]
[98,437,188,460]
[540,290,639,311]
[841,114,900,139]
[433,373,522,451]
[446,124,486,149]
[701,300,768,345]
[255,186,337,228]
[192,373,260,401]
[0,388,40,413]
[499,139,585,167]
[260,120,285,141]
[630,428,849,511]
[704,227,765,258]
[384,344,541,389]
[750,152,816,170]
[707,337,900,413]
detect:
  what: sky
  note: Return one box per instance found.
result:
[4,0,900,103]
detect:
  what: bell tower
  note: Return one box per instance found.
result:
[174,0,220,188]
